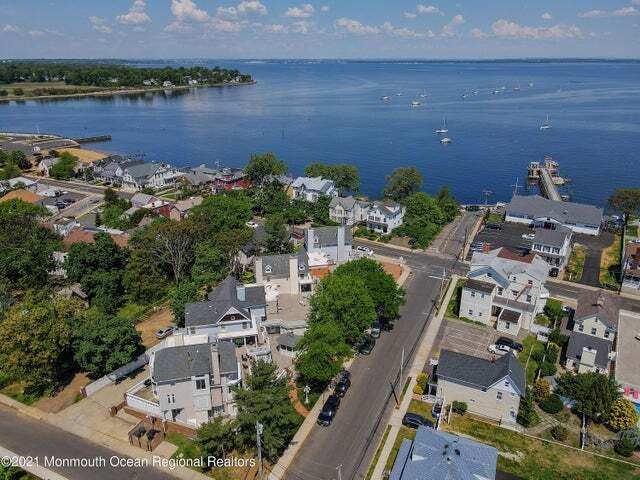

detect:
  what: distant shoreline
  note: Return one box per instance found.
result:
[0,80,256,103]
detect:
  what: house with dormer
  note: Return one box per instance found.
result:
[565,290,618,374]
[183,276,267,346]
[329,196,370,225]
[435,349,526,424]
[460,247,549,334]
[366,200,406,234]
[289,176,338,203]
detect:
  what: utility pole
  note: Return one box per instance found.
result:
[256,422,264,480]
[511,178,520,196]
[400,347,405,382]
[336,464,343,480]
[389,381,399,407]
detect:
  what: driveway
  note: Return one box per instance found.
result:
[432,320,500,361]
[467,222,533,261]
[573,231,614,288]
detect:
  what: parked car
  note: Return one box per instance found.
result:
[488,343,513,355]
[402,412,433,429]
[431,401,443,419]
[485,223,503,230]
[334,376,351,397]
[562,305,574,314]
[522,233,535,240]
[370,321,382,339]
[549,267,559,277]
[358,335,376,355]
[495,336,523,352]
[155,327,175,339]
[317,395,341,426]
[355,245,374,256]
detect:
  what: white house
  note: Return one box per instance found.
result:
[304,225,353,265]
[529,226,573,270]
[505,195,603,236]
[120,162,184,191]
[289,176,338,203]
[255,251,314,297]
[366,200,406,234]
[329,196,370,225]
[460,247,549,334]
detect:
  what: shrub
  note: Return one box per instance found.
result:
[452,401,467,415]
[532,378,551,403]
[550,425,568,441]
[608,398,640,432]
[614,437,636,457]
[540,394,564,414]
[549,328,569,347]
[412,383,424,395]
[531,349,545,363]
[517,391,540,427]
[539,361,557,377]
[416,373,429,391]
[545,343,560,364]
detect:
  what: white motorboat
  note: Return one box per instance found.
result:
[540,115,552,130]
[440,137,452,144]
[435,117,448,134]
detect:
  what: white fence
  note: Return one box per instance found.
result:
[83,351,150,397]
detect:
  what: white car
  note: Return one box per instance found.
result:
[522,233,535,240]
[246,221,259,229]
[488,344,512,355]
[355,245,374,256]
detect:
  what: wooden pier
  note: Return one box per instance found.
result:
[73,134,112,144]
[527,156,568,202]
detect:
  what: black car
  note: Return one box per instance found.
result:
[334,376,351,397]
[402,413,433,429]
[496,336,523,352]
[549,267,559,278]
[485,222,503,230]
[317,395,341,426]
[358,335,376,355]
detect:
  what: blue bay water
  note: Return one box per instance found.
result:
[1,60,639,207]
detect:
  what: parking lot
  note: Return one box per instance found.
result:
[466,222,533,260]
[433,320,507,361]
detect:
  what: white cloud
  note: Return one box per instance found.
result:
[2,24,21,34]
[89,16,107,25]
[28,30,44,37]
[285,4,314,18]
[334,17,379,35]
[633,0,640,5]
[442,14,464,37]
[491,19,582,39]
[403,12,417,19]
[320,5,329,12]
[164,21,194,32]
[579,7,638,18]
[89,16,112,34]
[217,6,238,18]
[117,0,151,25]
[237,1,267,15]
[470,27,487,38]
[264,23,288,33]
[208,17,247,31]
[170,0,209,22]
[291,20,314,34]
[417,4,443,15]
[381,21,433,38]
[542,12,553,20]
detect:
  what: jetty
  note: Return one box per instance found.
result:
[527,156,569,202]
[73,134,112,144]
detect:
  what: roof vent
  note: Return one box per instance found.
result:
[455,448,461,456]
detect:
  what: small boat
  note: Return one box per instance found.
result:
[396,92,403,96]
[540,115,552,130]
[440,137,452,144]
[462,93,469,99]
[381,96,390,101]
[472,90,479,96]
[513,85,521,91]
[492,89,501,95]
[419,90,427,98]
[410,100,422,107]
[529,81,534,87]
[435,117,448,134]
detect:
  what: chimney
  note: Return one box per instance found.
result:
[337,226,345,261]
[289,255,299,295]
[596,293,605,308]
[255,258,264,283]
[236,284,246,302]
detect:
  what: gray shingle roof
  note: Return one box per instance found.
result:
[291,176,335,193]
[507,195,603,227]
[566,331,611,369]
[437,349,526,396]
[464,279,495,295]
[329,196,357,211]
[153,344,213,382]
[258,251,309,278]
[532,226,572,247]
[277,333,303,349]
[390,426,497,480]
[574,289,618,329]
[218,341,238,375]
[125,162,161,180]
[305,226,352,247]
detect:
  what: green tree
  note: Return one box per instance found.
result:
[245,152,287,185]
[608,398,640,432]
[0,199,59,290]
[50,151,78,180]
[436,186,460,223]
[334,258,405,324]
[234,361,301,462]
[191,241,227,287]
[171,280,200,328]
[295,322,351,387]
[516,388,539,427]
[148,220,196,282]
[608,188,640,226]
[544,299,564,326]
[81,270,124,314]
[395,192,446,248]
[190,193,253,236]
[308,273,376,343]
[615,437,636,457]
[383,167,422,201]
[532,378,551,403]
[263,213,293,254]
[197,417,236,462]
[103,187,120,205]
[65,232,128,283]
[73,311,142,378]
[556,372,620,421]
[304,162,359,193]
[123,248,169,303]
[0,296,81,391]
[10,150,30,170]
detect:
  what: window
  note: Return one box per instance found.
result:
[479,312,482,317]
[512,276,517,281]
[195,379,206,390]
[591,328,597,335]
[471,291,476,297]
[167,394,176,404]
[497,287,503,295]
[505,380,510,387]
[497,391,503,400]
[526,295,532,303]
[604,330,610,339]
[242,322,249,330]
[578,324,584,332]
[480,293,485,299]
[504,322,510,329]
[468,309,473,315]
[264,265,272,274]
[512,290,518,296]
[528,280,533,285]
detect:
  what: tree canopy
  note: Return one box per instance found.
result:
[304,162,360,193]
[556,372,620,421]
[295,322,351,387]
[50,151,78,180]
[383,167,423,201]
[245,152,287,185]
[608,188,640,222]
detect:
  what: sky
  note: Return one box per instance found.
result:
[1,0,639,59]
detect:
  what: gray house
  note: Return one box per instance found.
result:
[329,196,370,225]
[151,341,240,427]
[184,276,267,345]
[304,225,353,265]
[255,251,313,296]
[529,226,573,270]
[390,425,497,480]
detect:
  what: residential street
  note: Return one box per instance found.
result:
[0,405,178,480]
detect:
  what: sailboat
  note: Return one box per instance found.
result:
[381,95,390,102]
[440,137,452,144]
[410,99,422,107]
[540,115,552,130]
[435,117,448,134]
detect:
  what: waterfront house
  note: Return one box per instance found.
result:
[565,332,612,375]
[390,426,497,480]
[435,349,525,424]
[255,251,314,297]
[289,176,338,203]
[621,242,640,297]
[528,226,573,270]
[92,156,141,184]
[121,162,184,191]
[213,167,251,191]
[460,247,549,334]
[184,276,267,346]
[130,192,159,209]
[0,176,38,193]
[304,225,353,265]
[366,200,405,234]
[329,196,370,226]
[505,195,603,236]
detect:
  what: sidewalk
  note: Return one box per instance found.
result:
[368,274,460,480]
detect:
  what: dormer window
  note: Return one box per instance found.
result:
[265,265,272,274]
[299,264,305,271]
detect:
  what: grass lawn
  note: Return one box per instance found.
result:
[384,426,416,471]
[0,373,47,405]
[534,314,551,327]
[365,425,392,480]
[407,399,436,423]
[446,278,466,318]
[485,212,504,224]
[444,413,640,480]
[166,432,202,463]
[626,224,639,238]
[564,243,586,282]
[600,235,622,290]
[518,336,545,384]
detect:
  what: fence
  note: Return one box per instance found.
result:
[81,351,150,397]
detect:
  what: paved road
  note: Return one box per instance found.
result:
[546,281,640,313]
[24,175,134,199]
[0,405,177,480]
